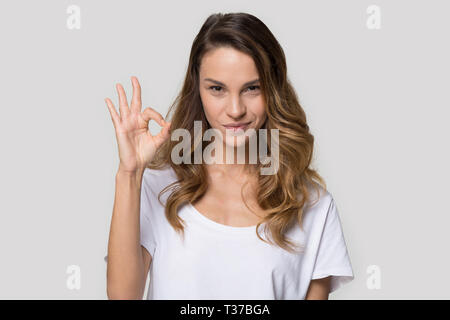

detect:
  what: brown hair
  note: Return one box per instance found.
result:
[148,12,327,254]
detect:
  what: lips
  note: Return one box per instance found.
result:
[223,122,250,131]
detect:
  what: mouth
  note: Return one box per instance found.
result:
[223,122,251,132]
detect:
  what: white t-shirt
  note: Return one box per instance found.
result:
[105,166,354,299]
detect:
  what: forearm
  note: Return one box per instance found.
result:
[106,168,146,299]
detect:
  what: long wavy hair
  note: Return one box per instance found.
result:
[147,12,327,254]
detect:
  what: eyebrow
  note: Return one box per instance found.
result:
[203,78,260,87]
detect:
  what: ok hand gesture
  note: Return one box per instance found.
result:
[105,76,171,174]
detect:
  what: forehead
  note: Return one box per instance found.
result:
[199,47,259,83]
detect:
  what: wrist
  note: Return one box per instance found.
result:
[116,165,145,180]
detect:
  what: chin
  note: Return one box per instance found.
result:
[223,134,248,149]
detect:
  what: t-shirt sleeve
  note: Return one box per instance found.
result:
[311,197,354,293]
[104,169,158,263]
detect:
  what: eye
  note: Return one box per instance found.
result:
[245,85,260,92]
[209,86,223,92]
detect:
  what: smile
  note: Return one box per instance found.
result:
[223,122,250,131]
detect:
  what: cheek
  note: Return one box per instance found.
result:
[248,97,267,119]
[201,94,222,121]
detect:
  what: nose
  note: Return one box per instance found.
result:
[225,95,246,119]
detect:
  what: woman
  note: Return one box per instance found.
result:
[104,12,354,300]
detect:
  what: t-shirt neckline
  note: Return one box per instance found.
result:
[186,202,263,235]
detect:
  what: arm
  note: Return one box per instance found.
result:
[104,76,171,299]
[106,168,148,299]
[305,276,331,300]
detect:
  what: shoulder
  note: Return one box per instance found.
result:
[142,165,178,195]
[300,181,337,227]
[304,181,334,212]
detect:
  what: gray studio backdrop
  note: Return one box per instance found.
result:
[0,0,448,299]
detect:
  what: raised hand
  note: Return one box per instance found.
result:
[105,76,171,174]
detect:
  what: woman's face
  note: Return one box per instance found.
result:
[199,47,267,150]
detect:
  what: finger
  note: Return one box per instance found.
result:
[105,98,121,129]
[153,121,172,148]
[141,107,166,127]
[116,83,130,117]
[130,76,142,113]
